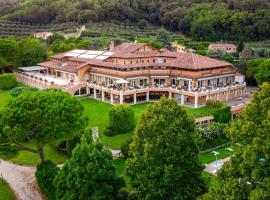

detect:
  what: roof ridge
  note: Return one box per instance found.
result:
[191,52,196,69]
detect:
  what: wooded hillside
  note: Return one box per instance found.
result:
[0,0,269,41]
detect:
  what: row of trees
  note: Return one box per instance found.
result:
[1,0,269,42]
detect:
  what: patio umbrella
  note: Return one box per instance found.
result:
[114,79,129,84]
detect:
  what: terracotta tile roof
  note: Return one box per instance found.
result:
[69,57,93,62]
[169,52,231,69]
[51,53,68,59]
[209,43,236,48]
[112,43,147,54]
[77,51,232,70]
[39,60,78,73]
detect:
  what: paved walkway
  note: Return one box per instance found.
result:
[204,157,231,175]
[0,160,44,200]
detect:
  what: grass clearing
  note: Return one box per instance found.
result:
[199,145,235,165]
[0,179,16,200]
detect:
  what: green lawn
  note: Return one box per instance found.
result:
[199,145,235,165]
[81,98,150,149]
[0,89,12,108]
[11,142,67,165]
[0,179,16,200]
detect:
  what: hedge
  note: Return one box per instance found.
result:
[0,73,17,90]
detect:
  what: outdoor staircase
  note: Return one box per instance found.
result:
[65,82,87,95]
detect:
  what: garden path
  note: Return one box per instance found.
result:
[0,159,44,200]
[204,157,231,175]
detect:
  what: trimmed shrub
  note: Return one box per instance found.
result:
[121,138,133,158]
[10,87,37,97]
[35,160,59,200]
[206,100,223,109]
[104,127,118,136]
[106,105,135,136]
[0,73,17,90]
[214,106,232,123]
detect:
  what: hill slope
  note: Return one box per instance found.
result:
[0,0,269,41]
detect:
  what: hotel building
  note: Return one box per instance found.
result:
[17,42,246,108]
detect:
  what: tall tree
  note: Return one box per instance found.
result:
[0,89,87,162]
[54,136,124,200]
[201,83,270,199]
[19,38,47,66]
[126,97,206,200]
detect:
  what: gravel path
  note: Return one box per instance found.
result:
[0,160,44,200]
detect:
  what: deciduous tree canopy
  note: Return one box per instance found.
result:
[201,83,270,199]
[54,136,124,200]
[126,97,206,200]
[0,89,87,162]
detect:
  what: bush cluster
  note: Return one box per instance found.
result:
[206,100,223,109]
[35,160,59,200]
[0,73,17,90]
[104,105,135,136]
[195,123,228,150]
[121,138,133,158]
[213,106,232,123]
[10,87,37,97]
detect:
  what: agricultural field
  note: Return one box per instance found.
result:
[0,20,79,37]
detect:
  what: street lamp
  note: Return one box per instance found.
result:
[211,151,220,167]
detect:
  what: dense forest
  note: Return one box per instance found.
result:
[0,0,269,42]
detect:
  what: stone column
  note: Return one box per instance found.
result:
[120,91,123,104]
[110,93,114,104]
[181,92,185,105]
[188,81,192,91]
[93,88,97,99]
[226,91,229,101]
[146,91,150,102]
[194,93,198,108]
[86,87,90,95]
[102,91,105,101]
[169,91,172,99]
[134,93,137,104]
[216,92,219,101]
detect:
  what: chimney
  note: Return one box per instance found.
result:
[109,41,115,51]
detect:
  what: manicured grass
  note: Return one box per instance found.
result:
[199,145,235,165]
[183,106,213,117]
[0,179,16,200]
[11,143,67,165]
[81,98,150,149]
[0,89,12,108]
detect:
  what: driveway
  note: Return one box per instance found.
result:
[0,160,44,200]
